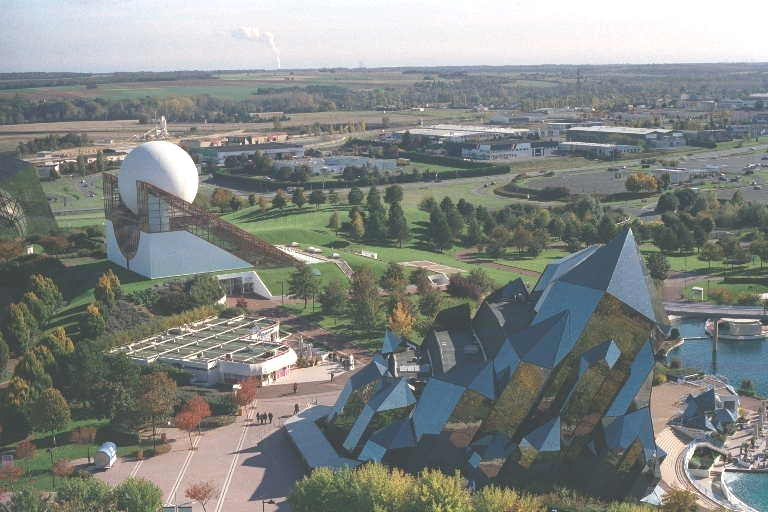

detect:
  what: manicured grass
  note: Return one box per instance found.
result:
[682,280,768,303]
[0,417,141,492]
[493,248,570,274]
[257,262,346,296]
[639,244,766,275]
[55,213,105,228]
[225,202,529,288]
[41,174,104,211]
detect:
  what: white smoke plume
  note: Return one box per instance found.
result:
[232,26,281,69]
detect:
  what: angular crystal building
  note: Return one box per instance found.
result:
[322,228,668,499]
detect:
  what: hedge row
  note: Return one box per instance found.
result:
[396,151,504,170]
[100,305,221,347]
[213,161,510,192]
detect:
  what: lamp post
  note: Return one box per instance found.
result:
[262,499,276,512]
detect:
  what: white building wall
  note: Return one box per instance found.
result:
[106,220,253,279]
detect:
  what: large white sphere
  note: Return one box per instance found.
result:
[118,141,198,214]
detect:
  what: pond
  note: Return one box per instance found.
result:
[667,319,768,395]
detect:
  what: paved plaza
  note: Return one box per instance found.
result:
[90,389,343,512]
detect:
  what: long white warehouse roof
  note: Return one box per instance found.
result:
[567,125,674,135]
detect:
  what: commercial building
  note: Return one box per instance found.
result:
[566,125,685,149]
[543,121,603,137]
[557,141,642,158]
[182,133,288,148]
[105,141,297,279]
[293,229,668,501]
[212,143,304,164]
[388,124,530,143]
[110,315,298,386]
[652,168,716,184]
[461,141,557,161]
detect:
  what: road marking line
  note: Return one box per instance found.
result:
[129,459,143,478]
[166,433,204,504]
[214,408,255,512]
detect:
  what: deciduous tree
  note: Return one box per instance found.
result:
[351,211,365,240]
[646,253,671,282]
[349,266,381,331]
[384,185,403,205]
[138,372,177,450]
[328,211,341,233]
[309,189,326,209]
[272,190,287,210]
[292,188,307,208]
[5,302,37,354]
[185,481,219,512]
[289,264,319,308]
[113,477,163,512]
[319,280,347,316]
[388,301,414,337]
[174,410,201,450]
[348,187,364,205]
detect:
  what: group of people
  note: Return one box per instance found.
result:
[255,412,273,424]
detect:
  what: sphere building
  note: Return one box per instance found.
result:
[104,142,295,280]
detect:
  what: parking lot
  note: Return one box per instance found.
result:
[523,144,768,202]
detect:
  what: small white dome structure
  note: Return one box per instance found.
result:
[94,442,117,469]
[118,141,198,214]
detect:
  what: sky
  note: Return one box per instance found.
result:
[2,0,768,73]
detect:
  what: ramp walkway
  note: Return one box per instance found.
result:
[284,405,361,471]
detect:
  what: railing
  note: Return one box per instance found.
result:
[334,259,354,280]
[104,173,298,268]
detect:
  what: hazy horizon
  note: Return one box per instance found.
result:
[3,0,768,73]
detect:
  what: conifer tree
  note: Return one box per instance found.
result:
[387,203,411,247]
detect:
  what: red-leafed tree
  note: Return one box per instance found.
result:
[174,410,201,450]
[185,480,219,512]
[233,377,259,418]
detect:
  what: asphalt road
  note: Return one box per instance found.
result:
[664,301,768,319]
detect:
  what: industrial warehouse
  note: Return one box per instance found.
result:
[110,315,298,386]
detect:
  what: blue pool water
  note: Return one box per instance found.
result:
[669,319,768,510]
[724,472,768,511]
[668,319,768,395]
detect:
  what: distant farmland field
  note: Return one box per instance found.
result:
[0,71,430,101]
[0,80,266,101]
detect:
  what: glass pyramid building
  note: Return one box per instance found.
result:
[321,228,668,499]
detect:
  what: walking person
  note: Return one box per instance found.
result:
[293,382,298,394]
[262,411,267,424]
[294,403,299,415]
[268,412,273,424]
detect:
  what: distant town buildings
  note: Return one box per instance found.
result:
[460,140,557,161]
[386,124,530,143]
[189,142,305,165]
[557,141,642,158]
[566,125,685,149]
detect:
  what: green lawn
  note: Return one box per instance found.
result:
[0,417,140,492]
[41,174,104,211]
[493,248,571,273]
[682,280,768,303]
[639,244,766,275]
[225,200,531,289]
[55,213,105,228]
